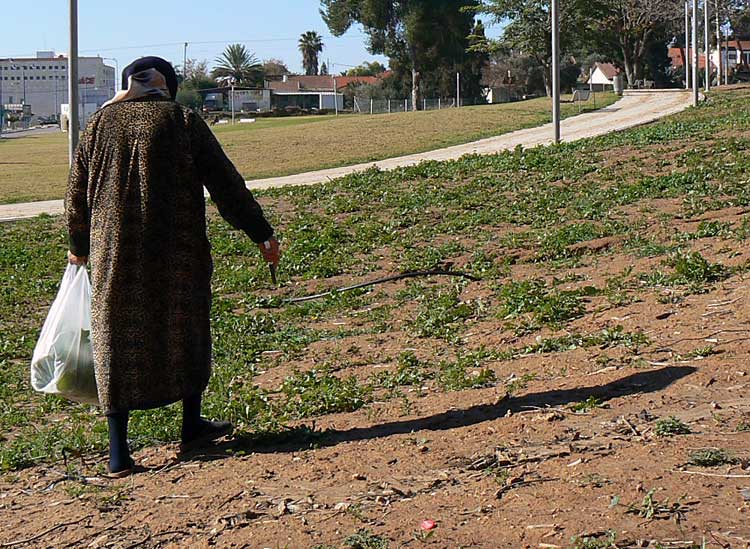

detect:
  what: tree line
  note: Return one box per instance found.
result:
[176,0,750,111]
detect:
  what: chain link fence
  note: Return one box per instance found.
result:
[352,96,487,115]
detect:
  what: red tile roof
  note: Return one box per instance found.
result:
[267,74,384,93]
[668,47,713,69]
[594,62,621,79]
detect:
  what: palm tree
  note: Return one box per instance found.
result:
[299,31,324,76]
[212,44,263,86]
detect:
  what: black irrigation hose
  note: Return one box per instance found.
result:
[284,269,481,304]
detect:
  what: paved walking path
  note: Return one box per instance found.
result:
[0,90,692,222]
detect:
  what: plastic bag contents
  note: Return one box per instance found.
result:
[31,263,98,405]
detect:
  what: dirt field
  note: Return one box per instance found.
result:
[2,88,750,548]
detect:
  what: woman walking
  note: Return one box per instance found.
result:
[65,57,280,476]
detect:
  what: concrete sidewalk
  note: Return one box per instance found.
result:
[0,90,691,223]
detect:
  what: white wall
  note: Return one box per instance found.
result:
[590,68,614,87]
[320,93,344,110]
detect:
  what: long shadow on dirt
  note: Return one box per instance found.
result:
[187,366,695,460]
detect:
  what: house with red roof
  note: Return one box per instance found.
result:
[587,62,622,91]
[266,74,387,110]
[669,40,750,80]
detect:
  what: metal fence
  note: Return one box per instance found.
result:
[352,96,487,115]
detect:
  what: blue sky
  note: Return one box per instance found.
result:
[4,1,501,76]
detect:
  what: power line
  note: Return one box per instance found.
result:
[3,34,369,59]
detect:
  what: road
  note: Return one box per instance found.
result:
[0,127,60,139]
[0,90,692,222]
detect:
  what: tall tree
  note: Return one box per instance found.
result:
[321,0,481,109]
[181,59,215,89]
[345,61,388,76]
[212,44,263,86]
[594,0,683,86]
[262,58,291,78]
[726,0,750,38]
[477,0,601,96]
[299,31,325,75]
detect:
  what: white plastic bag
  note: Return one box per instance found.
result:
[31,263,98,405]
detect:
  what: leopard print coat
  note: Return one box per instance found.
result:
[65,96,273,412]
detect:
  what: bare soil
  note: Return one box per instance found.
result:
[3,210,750,549]
[3,94,750,548]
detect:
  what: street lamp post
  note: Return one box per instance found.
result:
[704,0,711,91]
[716,0,722,86]
[230,78,236,125]
[69,0,80,164]
[685,2,691,89]
[551,0,561,144]
[692,0,699,106]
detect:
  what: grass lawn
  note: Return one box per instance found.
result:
[0,93,616,204]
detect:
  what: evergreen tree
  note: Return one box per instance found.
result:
[321,0,482,109]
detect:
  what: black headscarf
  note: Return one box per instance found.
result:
[121,56,178,99]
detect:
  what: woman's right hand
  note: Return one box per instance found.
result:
[67,250,88,266]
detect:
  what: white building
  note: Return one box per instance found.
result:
[587,62,621,91]
[0,51,116,126]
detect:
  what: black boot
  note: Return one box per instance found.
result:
[180,393,233,451]
[106,410,133,476]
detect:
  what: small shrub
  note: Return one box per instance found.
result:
[344,529,389,549]
[436,355,496,392]
[570,396,604,413]
[680,346,718,359]
[411,287,477,340]
[655,416,691,437]
[281,369,371,419]
[505,373,537,395]
[497,279,586,329]
[687,448,738,467]
[370,352,432,389]
[667,251,730,286]
[571,531,617,549]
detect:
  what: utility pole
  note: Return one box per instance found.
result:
[183,42,188,81]
[685,2,691,89]
[551,0,561,144]
[69,0,80,165]
[715,0,722,86]
[692,0,699,106]
[230,80,235,124]
[704,0,711,91]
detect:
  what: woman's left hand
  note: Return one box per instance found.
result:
[67,251,88,266]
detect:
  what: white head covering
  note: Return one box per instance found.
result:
[103,68,170,107]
